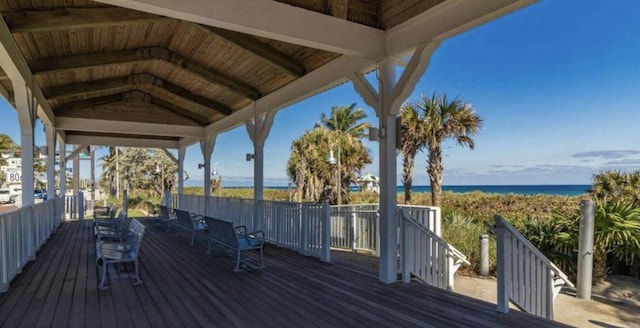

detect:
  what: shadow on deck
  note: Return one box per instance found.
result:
[0,219,569,327]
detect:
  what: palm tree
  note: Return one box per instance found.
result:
[287,127,371,204]
[318,103,372,138]
[418,93,482,207]
[399,103,426,204]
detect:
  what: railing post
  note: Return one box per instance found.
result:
[577,200,595,299]
[495,216,511,314]
[351,205,357,252]
[433,207,442,237]
[400,210,410,283]
[479,234,490,276]
[321,203,331,262]
[78,191,84,220]
[1,216,8,292]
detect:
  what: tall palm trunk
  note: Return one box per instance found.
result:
[402,152,416,204]
[427,146,444,207]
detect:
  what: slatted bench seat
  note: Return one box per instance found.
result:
[95,218,145,290]
[203,216,265,271]
[172,209,207,245]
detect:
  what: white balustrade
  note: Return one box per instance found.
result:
[1,198,64,293]
[494,215,574,320]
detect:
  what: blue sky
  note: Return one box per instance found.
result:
[2,0,640,187]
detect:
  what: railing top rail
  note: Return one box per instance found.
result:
[494,215,574,287]
[397,204,439,210]
[399,209,469,264]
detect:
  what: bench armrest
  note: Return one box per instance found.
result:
[245,230,265,241]
[235,225,247,234]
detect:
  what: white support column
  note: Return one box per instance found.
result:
[350,43,439,283]
[73,153,80,196]
[200,135,216,197]
[245,109,276,202]
[59,138,67,198]
[14,83,36,206]
[177,147,186,195]
[44,123,57,200]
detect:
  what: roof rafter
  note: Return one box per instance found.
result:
[94,0,385,58]
[29,47,261,100]
[53,90,210,125]
[2,7,170,33]
[44,73,232,115]
[65,134,179,148]
[200,25,305,77]
[56,117,203,137]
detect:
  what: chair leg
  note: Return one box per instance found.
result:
[207,241,212,255]
[234,249,242,272]
[258,246,265,269]
[190,231,195,245]
[132,259,143,285]
[99,263,109,290]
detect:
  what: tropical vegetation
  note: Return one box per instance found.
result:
[399,94,482,207]
[287,104,372,204]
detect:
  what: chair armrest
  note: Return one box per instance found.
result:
[245,230,265,240]
[235,225,247,234]
[191,214,206,225]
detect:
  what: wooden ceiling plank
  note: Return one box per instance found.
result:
[29,46,261,100]
[328,0,349,19]
[54,94,123,114]
[3,7,169,33]
[148,94,210,125]
[45,76,131,99]
[158,79,232,115]
[201,25,305,77]
[44,73,232,116]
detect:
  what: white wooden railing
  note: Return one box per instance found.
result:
[175,195,331,262]
[493,215,574,320]
[329,204,442,253]
[330,204,379,252]
[398,209,469,290]
[1,198,64,293]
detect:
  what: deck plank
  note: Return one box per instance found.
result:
[0,220,570,328]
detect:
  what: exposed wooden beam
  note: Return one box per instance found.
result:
[66,134,179,148]
[2,7,170,33]
[54,90,210,125]
[56,117,204,137]
[328,0,349,20]
[29,47,261,100]
[200,25,305,77]
[148,94,210,125]
[54,94,123,114]
[0,17,55,127]
[94,0,385,58]
[44,76,131,99]
[44,73,232,115]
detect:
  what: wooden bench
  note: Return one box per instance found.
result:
[203,216,265,271]
[172,209,207,245]
[95,218,145,290]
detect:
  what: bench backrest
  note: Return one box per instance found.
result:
[174,209,196,228]
[204,216,238,248]
[159,205,172,219]
[123,219,146,247]
[109,205,119,218]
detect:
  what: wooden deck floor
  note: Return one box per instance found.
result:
[0,219,570,328]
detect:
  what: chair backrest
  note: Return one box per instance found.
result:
[109,205,119,219]
[205,217,238,247]
[174,209,194,228]
[159,205,170,219]
[123,219,146,249]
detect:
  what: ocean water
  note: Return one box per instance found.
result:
[402,185,591,197]
[263,184,592,197]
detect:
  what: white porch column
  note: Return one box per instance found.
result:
[14,83,36,206]
[245,110,276,202]
[177,147,186,195]
[44,123,57,199]
[58,138,66,198]
[350,42,440,283]
[199,135,216,197]
[73,153,80,196]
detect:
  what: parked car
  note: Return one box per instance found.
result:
[0,189,15,204]
[34,189,47,199]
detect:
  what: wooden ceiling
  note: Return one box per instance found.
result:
[0,0,456,147]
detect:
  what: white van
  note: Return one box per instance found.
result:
[0,189,15,204]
